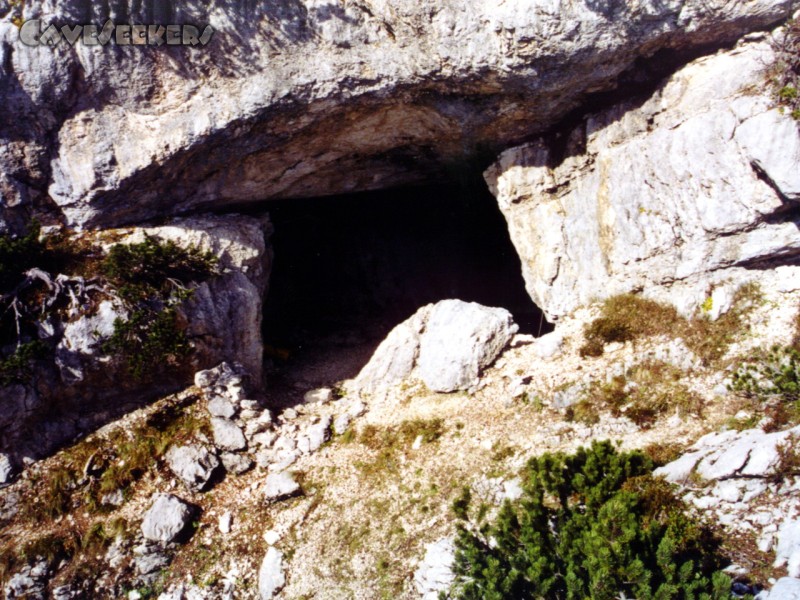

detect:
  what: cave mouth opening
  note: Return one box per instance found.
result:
[259,178,552,399]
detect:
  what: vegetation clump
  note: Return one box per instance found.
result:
[729,345,800,427]
[0,224,218,387]
[101,235,217,380]
[770,18,800,120]
[448,441,732,600]
[568,362,703,428]
[579,285,761,365]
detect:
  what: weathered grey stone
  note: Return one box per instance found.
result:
[207,397,237,419]
[52,584,80,600]
[356,300,517,393]
[221,452,254,475]
[354,309,425,392]
[655,426,800,483]
[776,521,800,578]
[486,38,800,320]
[298,416,331,454]
[417,301,518,392]
[0,452,15,486]
[55,300,120,384]
[251,431,278,448]
[758,577,800,600]
[141,493,193,543]
[0,491,20,521]
[304,388,333,404]
[258,547,286,599]
[414,538,456,600]
[134,549,171,578]
[532,332,563,360]
[263,472,301,503]
[333,413,352,436]
[2,0,794,230]
[165,445,220,492]
[211,418,247,452]
[101,490,125,507]
[3,560,49,600]
[218,511,233,535]
[552,384,584,410]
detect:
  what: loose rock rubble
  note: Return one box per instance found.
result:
[657,426,800,580]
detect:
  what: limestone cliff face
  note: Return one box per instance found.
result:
[486,33,800,321]
[0,0,797,230]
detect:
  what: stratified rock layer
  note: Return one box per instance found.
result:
[0,0,797,229]
[486,35,800,320]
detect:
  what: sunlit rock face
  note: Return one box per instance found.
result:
[1,0,797,229]
[486,35,800,321]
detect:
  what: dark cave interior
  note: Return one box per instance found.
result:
[261,179,551,370]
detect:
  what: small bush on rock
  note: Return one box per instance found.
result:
[770,18,800,120]
[447,441,731,600]
[730,346,800,427]
[102,235,217,379]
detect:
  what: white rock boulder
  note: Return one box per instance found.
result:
[414,537,456,600]
[141,494,193,543]
[258,547,286,599]
[165,445,220,493]
[356,300,518,393]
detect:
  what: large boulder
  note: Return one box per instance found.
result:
[140,494,194,544]
[356,299,518,393]
[485,34,800,320]
[1,1,796,229]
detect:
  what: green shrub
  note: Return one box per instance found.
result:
[102,235,216,302]
[101,235,217,379]
[730,345,800,404]
[447,441,731,600]
[0,221,44,293]
[0,340,47,386]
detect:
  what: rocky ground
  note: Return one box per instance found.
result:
[3,282,800,599]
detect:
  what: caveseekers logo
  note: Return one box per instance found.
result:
[19,19,214,47]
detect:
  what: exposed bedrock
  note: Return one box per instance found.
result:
[0,214,270,464]
[486,33,800,321]
[0,0,797,229]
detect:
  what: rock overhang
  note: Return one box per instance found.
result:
[2,0,797,230]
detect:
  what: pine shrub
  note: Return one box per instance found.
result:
[448,441,731,600]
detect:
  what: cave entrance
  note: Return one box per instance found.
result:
[260,178,551,403]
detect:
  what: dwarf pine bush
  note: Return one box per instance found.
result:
[447,441,731,600]
[730,345,800,402]
[102,235,217,379]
